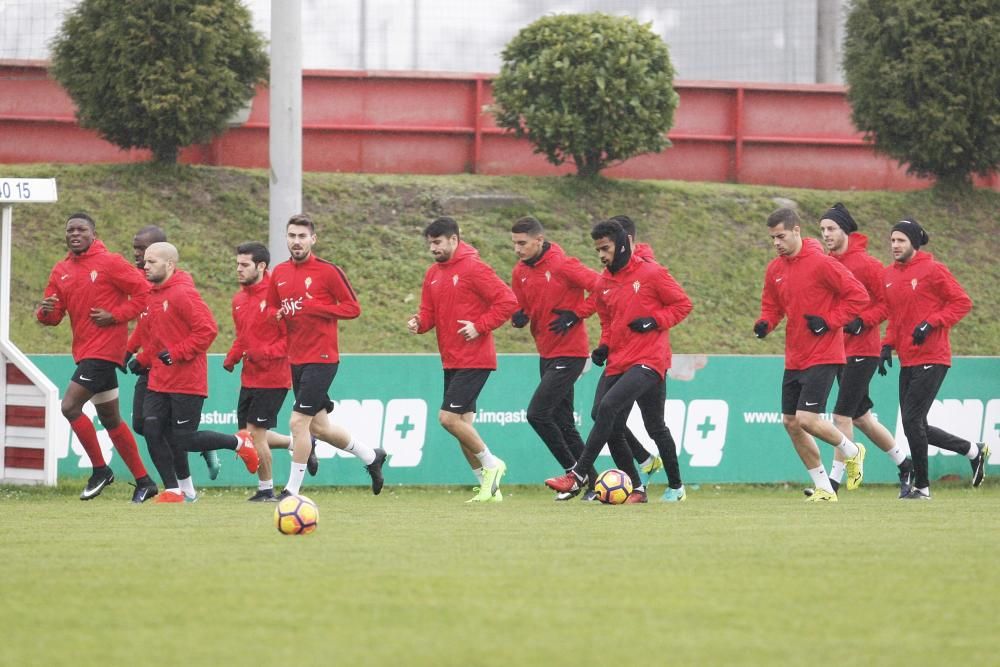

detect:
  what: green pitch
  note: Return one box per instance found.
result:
[2,482,997,666]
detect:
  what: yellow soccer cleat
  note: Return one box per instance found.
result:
[844,442,866,490]
[473,458,507,502]
[805,488,838,502]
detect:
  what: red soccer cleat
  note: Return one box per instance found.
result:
[545,472,582,493]
[235,429,260,474]
[154,490,185,504]
[624,489,648,504]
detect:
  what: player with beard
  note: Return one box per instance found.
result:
[267,215,386,499]
[879,219,985,500]
[807,204,913,498]
[545,219,692,503]
[36,212,155,502]
[408,216,518,502]
[754,208,869,502]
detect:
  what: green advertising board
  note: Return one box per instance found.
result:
[30,354,1000,488]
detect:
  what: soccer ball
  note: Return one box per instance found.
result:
[274,493,319,535]
[594,469,633,505]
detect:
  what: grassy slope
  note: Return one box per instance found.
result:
[6,163,999,355]
[1,484,999,666]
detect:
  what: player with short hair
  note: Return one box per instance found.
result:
[267,214,386,499]
[545,218,692,503]
[879,219,986,500]
[812,203,913,498]
[223,241,316,502]
[36,212,155,502]
[408,216,519,502]
[134,242,259,503]
[754,208,870,502]
[509,215,600,500]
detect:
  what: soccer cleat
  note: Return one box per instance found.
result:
[80,467,115,501]
[901,488,931,501]
[235,430,260,474]
[130,480,159,504]
[545,470,583,494]
[554,487,581,501]
[624,489,648,504]
[844,442,866,490]
[640,455,663,484]
[580,490,599,502]
[661,487,687,503]
[803,487,815,497]
[971,442,989,488]
[202,449,221,480]
[830,478,841,493]
[276,488,293,501]
[247,488,278,502]
[805,489,838,502]
[366,448,387,495]
[475,458,507,501]
[307,436,319,477]
[183,493,199,503]
[154,490,185,504]
[466,488,504,503]
[898,459,914,498]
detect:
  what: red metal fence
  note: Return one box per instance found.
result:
[2,62,997,191]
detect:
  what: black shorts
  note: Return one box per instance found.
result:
[781,364,840,415]
[143,390,204,434]
[70,359,119,394]
[237,387,289,429]
[441,369,491,414]
[291,363,337,416]
[833,356,878,419]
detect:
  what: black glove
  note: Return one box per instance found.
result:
[548,309,580,334]
[877,345,893,376]
[127,356,147,376]
[804,314,829,336]
[157,349,173,366]
[628,317,658,333]
[912,320,933,345]
[590,344,609,367]
[121,351,133,373]
[844,317,864,336]
[753,320,769,339]
[511,309,529,328]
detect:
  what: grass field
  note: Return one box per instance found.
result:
[2,482,998,666]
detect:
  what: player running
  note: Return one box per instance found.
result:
[546,218,692,503]
[509,215,600,500]
[408,216,518,502]
[753,208,869,502]
[879,219,986,500]
[36,212,155,502]
[268,214,386,499]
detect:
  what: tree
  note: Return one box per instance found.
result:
[843,0,1000,190]
[492,13,679,178]
[51,0,268,164]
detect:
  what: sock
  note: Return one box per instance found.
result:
[916,486,930,495]
[107,422,147,479]
[259,479,274,491]
[639,455,653,469]
[474,447,498,470]
[674,484,685,494]
[69,415,106,467]
[178,476,196,499]
[829,460,847,484]
[965,442,979,460]
[808,465,835,494]
[344,438,376,465]
[886,444,907,465]
[165,487,181,495]
[473,467,484,484]
[635,484,645,493]
[835,436,860,459]
[286,463,307,494]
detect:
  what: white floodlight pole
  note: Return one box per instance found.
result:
[269,0,303,265]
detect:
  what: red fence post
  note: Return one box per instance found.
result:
[733,86,745,184]
[472,76,484,174]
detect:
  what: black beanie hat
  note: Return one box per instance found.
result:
[891,218,930,249]
[822,202,857,234]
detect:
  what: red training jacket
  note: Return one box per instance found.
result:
[127,270,195,358]
[136,270,218,396]
[267,254,360,365]
[881,251,971,367]
[595,254,692,379]
[829,233,888,357]
[417,241,518,369]
[36,240,149,364]
[224,272,291,389]
[511,242,600,359]
[758,238,869,370]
